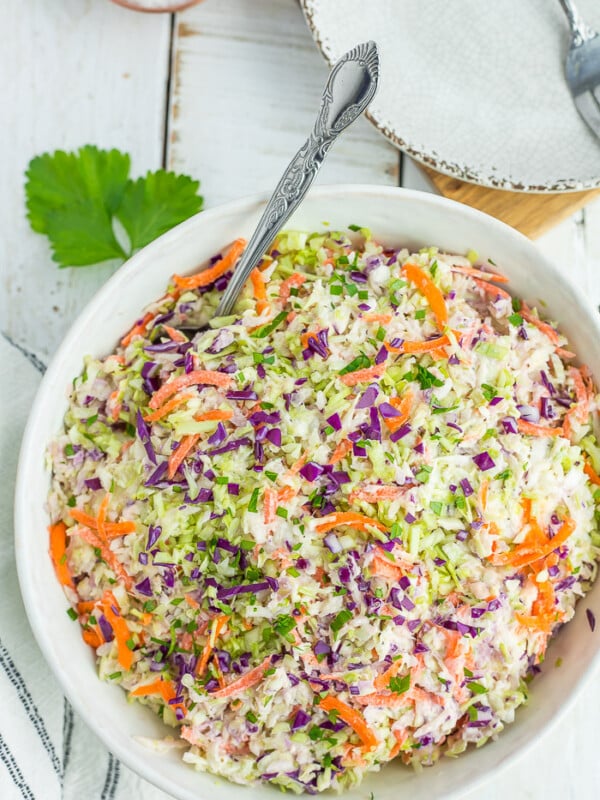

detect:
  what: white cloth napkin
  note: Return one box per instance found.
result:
[0,335,174,800]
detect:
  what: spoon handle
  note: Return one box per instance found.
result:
[559,0,595,46]
[215,41,379,318]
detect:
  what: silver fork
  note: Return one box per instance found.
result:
[559,0,600,138]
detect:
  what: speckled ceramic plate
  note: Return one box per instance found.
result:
[301,0,600,192]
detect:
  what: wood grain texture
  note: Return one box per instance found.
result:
[0,0,171,359]
[422,165,600,239]
[167,0,400,207]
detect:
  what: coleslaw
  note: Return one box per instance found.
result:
[47,228,600,793]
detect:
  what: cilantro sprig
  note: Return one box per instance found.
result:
[25,145,203,268]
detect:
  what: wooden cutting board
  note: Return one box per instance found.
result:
[421,166,600,239]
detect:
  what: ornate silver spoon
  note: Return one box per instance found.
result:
[213,40,379,319]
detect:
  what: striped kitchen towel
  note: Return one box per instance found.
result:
[0,335,174,800]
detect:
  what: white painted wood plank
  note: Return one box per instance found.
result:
[401,156,438,193]
[0,0,171,359]
[168,0,399,208]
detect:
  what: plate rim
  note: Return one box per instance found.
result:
[300,0,600,193]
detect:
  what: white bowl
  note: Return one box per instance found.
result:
[15,186,600,800]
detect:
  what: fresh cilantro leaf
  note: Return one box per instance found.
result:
[116,170,203,250]
[331,609,352,633]
[339,354,371,376]
[481,383,497,401]
[274,614,296,637]
[26,146,130,234]
[44,200,127,267]
[25,146,203,268]
[467,681,487,695]
[389,674,410,694]
[413,364,444,390]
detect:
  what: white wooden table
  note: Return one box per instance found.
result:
[2,1,600,798]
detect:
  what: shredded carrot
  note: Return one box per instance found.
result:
[315,511,387,535]
[263,487,277,525]
[383,392,413,433]
[449,264,508,283]
[386,335,451,356]
[340,363,386,386]
[319,696,378,750]
[130,677,186,714]
[516,419,563,438]
[441,628,462,660]
[520,304,560,344]
[329,439,353,465]
[279,272,306,302]
[402,262,448,329]
[102,591,134,671]
[149,370,233,410]
[374,659,404,691]
[196,615,228,677]
[473,279,511,300]
[569,366,590,424]
[82,627,102,648]
[144,392,194,422]
[349,485,404,503]
[48,522,74,589]
[209,655,272,699]
[194,408,233,423]
[584,459,600,486]
[516,578,562,635]
[277,485,296,504]
[370,552,405,581]
[131,678,173,699]
[250,268,269,315]
[213,655,226,689]
[555,347,576,359]
[353,692,406,707]
[96,492,110,542]
[489,516,576,568]
[119,441,134,460]
[173,238,247,291]
[167,434,200,479]
[287,448,310,474]
[70,526,133,589]
[77,600,96,614]
[479,479,489,511]
[108,390,121,422]
[184,594,200,610]
[409,686,445,706]
[363,313,393,324]
[121,312,154,348]
[388,729,408,760]
[162,325,188,343]
[69,509,136,538]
